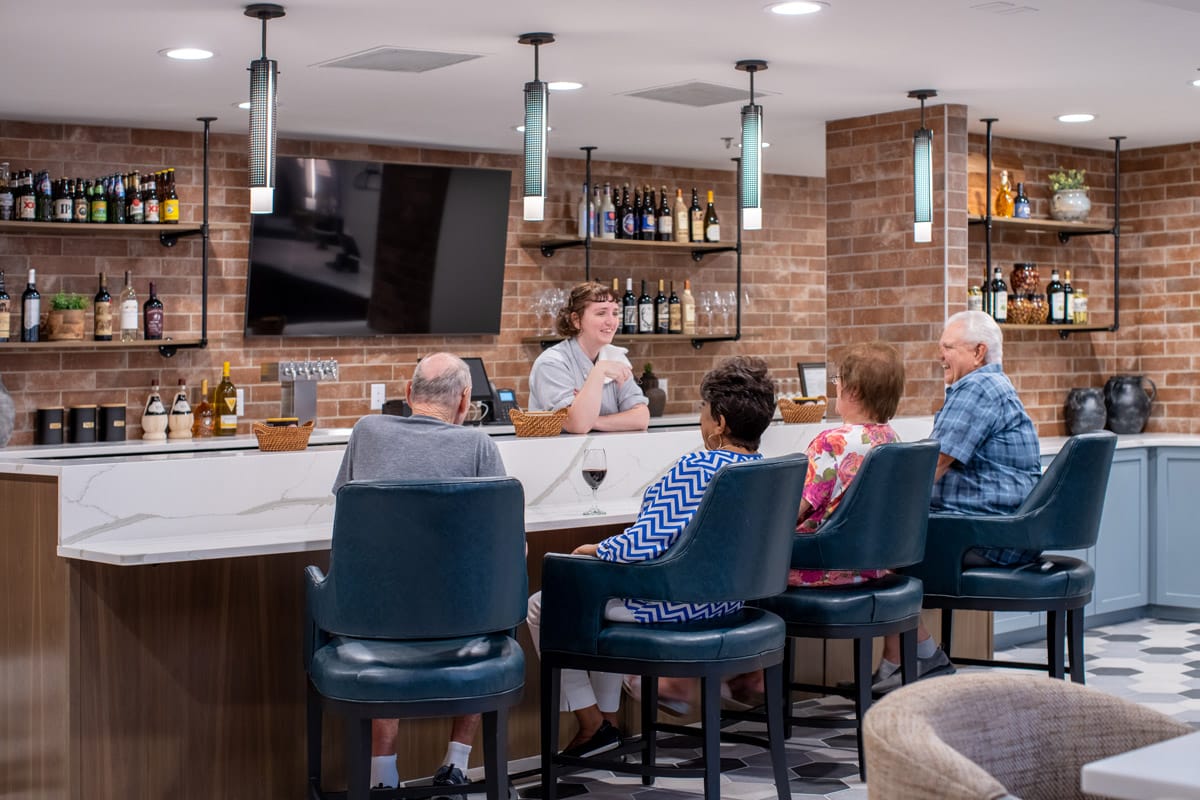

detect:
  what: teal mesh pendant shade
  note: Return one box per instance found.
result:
[909,89,937,243]
[245,4,286,215]
[736,60,767,231]
[523,79,549,221]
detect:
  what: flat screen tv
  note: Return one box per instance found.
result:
[245,157,512,337]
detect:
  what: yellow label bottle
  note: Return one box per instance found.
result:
[213,361,238,436]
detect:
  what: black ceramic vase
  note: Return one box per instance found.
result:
[638,372,666,418]
[1064,388,1106,436]
[1104,375,1157,435]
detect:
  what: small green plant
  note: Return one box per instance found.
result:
[50,291,88,310]
[1048,168,1088,192]
[642,362,655,376]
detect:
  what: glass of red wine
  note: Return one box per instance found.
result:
[581,448,607,516]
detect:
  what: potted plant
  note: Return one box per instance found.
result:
[47,291,88,341]
[1047,167,1090,222]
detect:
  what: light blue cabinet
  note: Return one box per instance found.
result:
[1153,448,1200,608]
[1092,449,1150,614]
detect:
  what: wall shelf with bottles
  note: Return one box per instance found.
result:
[520,333,735,351]
[1,117,216,357]
[973,119,1122,339]
[532,237,738,262]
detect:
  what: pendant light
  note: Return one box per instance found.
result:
[736,60,767,231]
[246,4,285,215]
[909,89,937,243]
[519,33,554,222]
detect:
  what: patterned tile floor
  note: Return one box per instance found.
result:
[512,617,1200,800]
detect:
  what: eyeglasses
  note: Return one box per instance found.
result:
[830,374,842,385]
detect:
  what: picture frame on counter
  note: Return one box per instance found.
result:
[797,362,827,397]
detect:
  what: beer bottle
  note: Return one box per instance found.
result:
[620,184,635,240]
[127,172,144,223]
[73,179,90,223]
[162,168,179,223]
[90,177,108,223]
[0,162,12,221]
[111,173,126,224]
[54,179,73,222]
[143,173,159,223]
[641,185,656,240]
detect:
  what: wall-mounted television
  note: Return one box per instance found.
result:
[244,157,512,337]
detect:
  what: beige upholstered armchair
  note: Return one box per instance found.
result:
[862,672,1190,800]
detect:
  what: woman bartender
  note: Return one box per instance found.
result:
[528,282,650,434]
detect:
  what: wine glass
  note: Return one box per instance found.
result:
[721,289,739,334]
[581,448,607,516]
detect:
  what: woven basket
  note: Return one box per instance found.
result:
[509,408,568,438]
[778,396,827,424]
[253,420,315,451]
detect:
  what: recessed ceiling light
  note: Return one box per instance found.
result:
[1191,77,1200,87]
[766,1,827,15]
[235,101,251,110]
[547,81,583,91]
[160,47,214,61]
[513,125,554,133]
[1057,113,1095,123]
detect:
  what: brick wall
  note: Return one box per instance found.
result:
[0,120,826,445]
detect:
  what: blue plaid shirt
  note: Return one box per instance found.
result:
[931,363,1041,566]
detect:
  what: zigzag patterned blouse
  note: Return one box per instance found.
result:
[595,448,763,623]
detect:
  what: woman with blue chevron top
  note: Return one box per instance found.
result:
[526,356,777,758]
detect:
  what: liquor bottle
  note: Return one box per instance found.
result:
[73,179,90,223]
[657,186,672,241]
[673,189,689,243]
[168,379,193,439]
[689,187,704,243]
[967,285,983,313]
[162,168,180,223]
[632,187,644,241]
[1070,271,1080,323]
[142,379,169,441]
[637,279,654,334]
[577,182,589,239]
[143,173,159,223]
[681,279,696,334]
[127,172,144,224]
[990,266,1008,323]
[53,179,73,222]
[0,271,10,342]
[1013,182,1031,219]
[93,272,113,341]
[1046,269,1065,323]
[213,361,238,436]
[704,190,720,242]
[192,378,215,438]
[591,185,600,238]
[0,162,12,221]
[90,178,108,223]
[621,277,638,334]
[668,281,682,334]
[119,270,138,341]
[613,184,625,239]
[143,281,164,340]
[111,173,126,224]
[600,183,616,239]
[20,268,40,342]
[994,170,1014,218]
[1072,282,1088,324]
[620,184,635,240]
[641,185,657,240]
[654,279,669,334]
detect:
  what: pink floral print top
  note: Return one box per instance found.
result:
[788,422,901,587]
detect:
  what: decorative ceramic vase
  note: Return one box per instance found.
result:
[1064,388,1106,436]
[0,375,14,447]
[638,372,666,418]
[1104,375,1157,435]
[46,308,86,340]
[1050,189,1091,222]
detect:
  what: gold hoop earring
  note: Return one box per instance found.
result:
[705,433,723,450]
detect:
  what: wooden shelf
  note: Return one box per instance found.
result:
[526,237,737,261]
[0,338,202,352]
[0,220,204,235]
[521,333,734,348]
[1000,324,1109,334]
[968,216,1112,235]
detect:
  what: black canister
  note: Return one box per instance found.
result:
[1105,375,1157,435]
[68,405,98,443]
[98,403,127,442]
[36,407,65,445]
[1064,388,1106,436]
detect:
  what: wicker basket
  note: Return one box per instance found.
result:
[253,420,315,451]
[509,408,568,438]
[778,396,827,424]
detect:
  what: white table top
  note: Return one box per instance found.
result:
[1081,730,1200,800]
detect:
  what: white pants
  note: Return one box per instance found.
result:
[526,590,635,713]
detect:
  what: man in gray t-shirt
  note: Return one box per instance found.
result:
[333,352,505,792]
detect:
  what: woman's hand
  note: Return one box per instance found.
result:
[590,359,633,386]
[572,543,599,557]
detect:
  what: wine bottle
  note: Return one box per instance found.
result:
[641,185,657,240]
[668,280,682,334]
[93,272,113,341]
[1046,269,1064,324]
[213,361,238,436]
[142,379,168,441]
[673,189,689,243]
[657,185,672,241]
[681,279,696,335]
[620,184,635,240]
[192,378,215,437]
[990,266,1008,323]
[143,281,164,340]
[1062,270,1074,325]
[20,267,40,342]
[577,182,589,239]
[0,270,10,342]
[654,279,669,334]
[632,187,644,241]
[637,279,654,334]
[622,277,638,335]
[600,183,616,239]
[591,185,600,238]
[1013,182,1031,219]
[119,270,138,341]
[704,190,720,242]
[168,378,193,439]
[689,187,703,243]
[0,162,12,221]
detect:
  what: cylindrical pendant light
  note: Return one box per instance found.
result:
[246,4,285,215]
[737,60,767,231]
[909,89,937,243]
[519,33,555,222]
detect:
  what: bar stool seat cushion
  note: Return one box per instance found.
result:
[756,573,923,628]
[958,557,1094,601]
[596,607,783,662]
[310,633,525,704]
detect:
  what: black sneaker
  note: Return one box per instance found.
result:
[560,720,622,758]
[432,763,467,800]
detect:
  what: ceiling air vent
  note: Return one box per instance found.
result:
[626,81,772,108]
[315,47,483,73]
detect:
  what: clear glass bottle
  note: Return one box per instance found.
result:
[994,169,1014,218]
[192,378,215,437]
[213,361,238,436]
[119,270,138,341]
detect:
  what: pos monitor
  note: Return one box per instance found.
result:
[461,357,494,403]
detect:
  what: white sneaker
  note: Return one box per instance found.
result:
[872,648,956,694]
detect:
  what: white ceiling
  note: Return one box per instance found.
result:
[4,0,1200,177]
